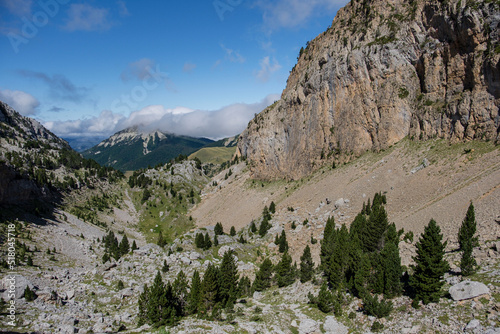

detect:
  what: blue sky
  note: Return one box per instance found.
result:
[0,0,348,140]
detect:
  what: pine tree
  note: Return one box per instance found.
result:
[195,232,205,249]
[238,276,252,297]
[187,270,201,314]
[219,250,239,307]
[410,219,449,304]
[320,216,336,275]
[201,263,219,313]
[173,270,189,312]
[458,202,477,250]
[328,225,350,290]
[278,230,289,253]
[131,240,138,251]
[138,284,149,325]
[204,233,212,250]
[157,231,166,248]
[317,282,333,313]
[26,255,33,266]
[214,222,224,235]
[353,253,371,297]
[300,245,315,283]
[213,234,219,247]
[119,235,130,256]
[269,201,276,214]
[459,203,477,276]
[276,252,295,287]
[252,258,273,291]
[380,241,402,298]
[250,221,257,233]
[24,286,36,301]
[162,259,170,273]
[230,226,236,236]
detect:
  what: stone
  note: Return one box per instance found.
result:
[218,245,234,257]
[323,316,349,334]
[465,319,482,332]
[1,275,34,300]
[450,281,490,301]
[66,289,75,300]
[58,324,77,334]
[298,318,318,334]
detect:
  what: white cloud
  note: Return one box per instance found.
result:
[1,0,32,17]
[0,89,39,116]
[63,4,112,32]
[183,62,196,73]
[255,0,348,30]
[43,94,280,140]
[117,0,129,17]
[220,44,245,63]
[255,56,281,82]
[121,58,157,82]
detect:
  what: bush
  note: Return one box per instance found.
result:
[371,321,384,332]
[362,294,393,318]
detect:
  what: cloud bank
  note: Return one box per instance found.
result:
[43,94,280,140]
[0,89,39,115]
[255,0,349,30]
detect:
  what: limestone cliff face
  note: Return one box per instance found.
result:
[238,0,500,180]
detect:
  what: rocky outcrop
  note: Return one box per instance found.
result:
[238,0,500,179]
[449,280,490,301]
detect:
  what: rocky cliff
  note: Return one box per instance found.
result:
[238,0,500,180]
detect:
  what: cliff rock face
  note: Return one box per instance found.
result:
[238,0,500,180]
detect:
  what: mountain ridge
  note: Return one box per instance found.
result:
[238,0,500,180]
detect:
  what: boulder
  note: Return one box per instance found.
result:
[299,318,318,334]
[449,281,490,301]
[465,319,482,332]
[1,275,34,300]
[218,245,234,257]
[323,316,348,334]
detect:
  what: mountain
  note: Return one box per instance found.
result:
[0,101,122,206]
[63,135,108,152]
[188,135,238,164]
[82,127,214,171]
[238,0,500,180]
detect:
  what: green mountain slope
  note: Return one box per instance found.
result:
[82,127,213,171]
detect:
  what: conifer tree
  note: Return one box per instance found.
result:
[138,284,149,325]
[213,234,219,247]
[252,258,273,291]
[214,222,224,235]
[276,252,295,287]
[219,250,239,307]
[459,203,477,276]
[250,221,257,233]
[195,232,205,249]
[353,253,371,297]
[187,270,201,314]
[300,245,315,283]
[269,201,276,214]
[278,230,289,253]
[238,276,252,297]
[410,219,449,304]
[131,240,138,251]
[230,226,236,236]
[328,225,350,290]
[317,282,333,313]
[173,270,189,312]
[201,263,219,313]
[157,231,166,248]
[204,233,212,250]
[380,241,402,298]
[119,235,130,256]
[162,259,170,273]
[320,216,336,274]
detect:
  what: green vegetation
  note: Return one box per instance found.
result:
[459,203,478,276]
[410,219,449,305]
[188,147,237,164]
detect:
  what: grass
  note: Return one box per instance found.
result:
[189,147,237,164]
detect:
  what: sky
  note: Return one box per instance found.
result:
[0,0,348,143]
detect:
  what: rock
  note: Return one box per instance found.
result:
[484,328,500,334]
[238,0,499,180]
[445,276,460,285]
[1,275,34,300]
[449,281,490,301]
[189,252,202,260]
[66,289,75,300]
[121,288,134,298]
[298,318,318,334]
[334,198,347,209]
[465,319,482,332]
[323,316,348,334]
[252,291,262,300]
[218,245,234,257]
[58,324,77,333]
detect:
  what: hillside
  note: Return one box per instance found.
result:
[82,127,214,171]
[238,0,500,180]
